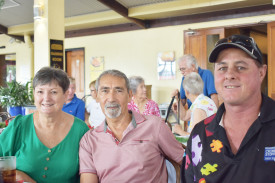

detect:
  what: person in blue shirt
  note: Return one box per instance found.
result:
[172,54,219,110]
[62,77,85,121]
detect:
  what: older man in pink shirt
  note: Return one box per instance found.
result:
[79,69,184,183]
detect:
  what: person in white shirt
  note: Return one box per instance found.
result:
[173,72,217,136]
[85,80,105,128]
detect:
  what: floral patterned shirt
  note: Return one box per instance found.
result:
[128,97,161,117]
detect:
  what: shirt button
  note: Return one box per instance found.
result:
[48,149,51,153]
[46,157,50,161]
[43,175,46,178]
[44,167,48,171]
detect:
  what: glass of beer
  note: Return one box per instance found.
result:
[0,156,16,183]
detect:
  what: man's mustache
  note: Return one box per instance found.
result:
[105,103,120,109]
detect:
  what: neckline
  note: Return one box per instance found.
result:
[31,113,75,150]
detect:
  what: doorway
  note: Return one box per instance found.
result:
[65,48,85,99]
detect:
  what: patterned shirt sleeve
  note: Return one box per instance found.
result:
[144,100,161,117]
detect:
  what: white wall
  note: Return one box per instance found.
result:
[65,26,184,104]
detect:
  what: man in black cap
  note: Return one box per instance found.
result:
[183,35,275,183]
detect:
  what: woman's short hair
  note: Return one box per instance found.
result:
[178,54,199,70]
[129,76,144,95]
[68,77,75,84]
[182,72,204,95]
[33,67,70,93]
[95,70,130,92]
[89,80,96,88]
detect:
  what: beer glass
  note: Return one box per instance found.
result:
[0,156,16,183]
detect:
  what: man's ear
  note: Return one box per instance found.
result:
[96,91,100,103]
[259,64,267,82]
[128,90,133,102]
[191,64,196,72]
[185,89,190,97]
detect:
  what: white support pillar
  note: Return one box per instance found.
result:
[33,0,64,73]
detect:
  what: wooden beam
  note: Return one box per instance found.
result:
[0,24,7,34]
[66,23,141,38]
[8,35,25,42]
[149,4,275,28]
[66,4,275,38]
[97,0,149,29]
[0,24,25,42]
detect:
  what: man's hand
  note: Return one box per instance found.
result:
[171,89,180,99]
[172,102,178,114]
[171,89,180,114]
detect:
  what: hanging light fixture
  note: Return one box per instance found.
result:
[33,2,44,20]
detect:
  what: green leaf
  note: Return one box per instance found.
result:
[0,81,34,107]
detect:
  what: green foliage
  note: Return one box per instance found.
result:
[0,81,34,107]
[0,0,4,11]
[0,122,6,128]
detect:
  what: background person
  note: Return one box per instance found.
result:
[172,54,218,110]
[183,35,275,182]
[85,80,105,128]
[0,67,89,183]
[79,70,184,183]
[62,77,85,121]
[128,76,160,117]
[172,72,217,136]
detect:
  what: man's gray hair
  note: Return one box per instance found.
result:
[129,76,144,95]
[182,72,203,95]
[178,54,198,70]
[95,69,130,92]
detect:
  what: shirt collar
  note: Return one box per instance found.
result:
[198,67,202,74]
[95,110,146,133]
[219,112,261,128]
[213,94,275,132]
[103,111,137,133]
[65,94,77,105]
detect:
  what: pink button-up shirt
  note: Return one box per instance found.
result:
[79,111,184,183]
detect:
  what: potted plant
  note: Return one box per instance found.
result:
[0,81,33,116]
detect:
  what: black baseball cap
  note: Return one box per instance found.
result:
[209,35,263,64]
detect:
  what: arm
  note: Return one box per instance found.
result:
[181,108,191,122]
[171,89,187,113]
[79,132,99,181]
[80,173,98,183]
[210,93,219,108]
[172,98,186,115]
[173,124,189,136]
[192,108,207,128]
[16,170,36,183]
[158,121,185,165]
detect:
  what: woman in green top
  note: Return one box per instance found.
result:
[0,67,89,183]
